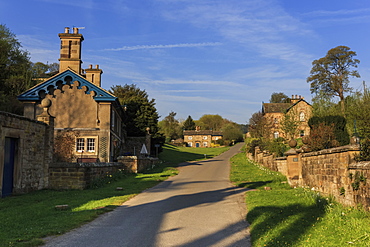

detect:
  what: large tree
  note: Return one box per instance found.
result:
[248,111,271,139]
[197,114,224,131]
[110,84,160,137]
[307,45,360,115]
[0,24,34,114]
[221,123,244,143]
[269,92,290,103]
[158,111,182,141]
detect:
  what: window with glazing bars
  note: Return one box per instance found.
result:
[87,138,95,152]
[76,138,85,152]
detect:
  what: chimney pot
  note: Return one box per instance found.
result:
[64,27,70,33]
[89,64,93,69]
[96,64,99,69]
[73,27,78,34]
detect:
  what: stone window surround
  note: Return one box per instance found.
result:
[75,136,98,153]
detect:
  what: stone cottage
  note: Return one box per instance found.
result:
[183,126,223,147]
[262,95,312,139]
[18,27,125,162]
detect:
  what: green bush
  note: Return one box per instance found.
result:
[355,138,370,161]
[266,138,289,157]
[307,122,337,151]
[308,116,349,146]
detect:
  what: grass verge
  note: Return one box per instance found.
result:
[0,144,228,247]
[230,152,370,247]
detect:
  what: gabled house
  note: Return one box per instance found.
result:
[262,95,312,139]
[183,126,223,147]
[18,27,125,162]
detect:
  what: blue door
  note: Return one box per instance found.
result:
[196,143,200,148]
[2,138,17,197]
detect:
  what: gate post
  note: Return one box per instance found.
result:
[285,139,302,187]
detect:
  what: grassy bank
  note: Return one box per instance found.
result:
[0,144,228,247]
[230,152,370,246]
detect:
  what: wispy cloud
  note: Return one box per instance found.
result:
[161,0,314,64]
[105,42,222,51]
[303,8,370,17]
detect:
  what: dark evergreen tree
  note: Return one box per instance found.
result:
[183,115,196,130]
[110,84,160,137]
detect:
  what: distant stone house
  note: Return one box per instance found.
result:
[183,126,223,147]
[262,95,312,139]
[18,27,125,162]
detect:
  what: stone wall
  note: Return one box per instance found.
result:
[117,156,159,173]
[251,144,370,210]
[254,148,288,177]
[49,162,125,190]
[0,111,53,196]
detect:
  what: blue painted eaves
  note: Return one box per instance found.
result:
[17,69,116,102]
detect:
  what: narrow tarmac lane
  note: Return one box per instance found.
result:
[44,143,251,247]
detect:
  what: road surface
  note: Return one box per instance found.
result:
[43,143,251,247]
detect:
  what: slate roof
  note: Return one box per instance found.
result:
[183,130,223,136]
[262,103,292,113]
[262,98,311,114]
[18,69,116,102]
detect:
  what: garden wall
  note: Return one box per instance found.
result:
[117,156,159,173]
[0,111,54,196]
[252,144,370,210]
[49,156,160,190]
[49,162,125,190]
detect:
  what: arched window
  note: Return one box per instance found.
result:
[299,112,305,121]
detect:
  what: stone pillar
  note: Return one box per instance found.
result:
[36,99,55,188]
[285,139,302,186]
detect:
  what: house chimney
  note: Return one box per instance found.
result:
[85,64,103,87]
[291,94,300,104]
[58,27,84,74]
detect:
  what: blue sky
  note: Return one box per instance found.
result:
[1,0,370,124]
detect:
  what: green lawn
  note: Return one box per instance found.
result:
[0,144,229,247]
[158,143,230,165]
[230,152,370,246]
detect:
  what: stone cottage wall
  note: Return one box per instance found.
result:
[0,111,53,196]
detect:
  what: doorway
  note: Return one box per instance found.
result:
[2,137,17,197]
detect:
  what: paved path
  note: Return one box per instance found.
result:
[44,143,251,247]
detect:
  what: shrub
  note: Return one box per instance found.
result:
[266,138,289,157]
[307,122,337,151]
[247,139,262,155]
[54,131,77,162]
[355,138,370,161]
[308,116,349,146]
